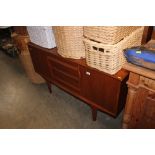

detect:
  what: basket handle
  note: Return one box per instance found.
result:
[93,46,105,53]
[93,46,98,51]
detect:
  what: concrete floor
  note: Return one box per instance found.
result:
[0,50,123,128]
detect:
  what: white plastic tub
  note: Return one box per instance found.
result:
[27,26,56,49]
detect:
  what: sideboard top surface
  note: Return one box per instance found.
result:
[28,42,129,81]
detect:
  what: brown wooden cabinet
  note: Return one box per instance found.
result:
[128,87,155,128]
[28,42,129,121]
[123,63,155,129]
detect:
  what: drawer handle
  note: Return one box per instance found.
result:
[86,71,91,76]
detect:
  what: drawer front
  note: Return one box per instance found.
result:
[128,73,155,91]
[47,56,81,93]
[139,76,155,91]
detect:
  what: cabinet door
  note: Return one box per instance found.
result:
[28,45,51,81]
[80,66,122,116]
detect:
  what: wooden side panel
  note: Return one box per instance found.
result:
[28,44,51,81]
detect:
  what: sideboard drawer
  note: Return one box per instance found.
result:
[47,56,79,77]
[139,76,155,90]
[47,56,81,93]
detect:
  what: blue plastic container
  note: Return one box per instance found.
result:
[124,47,155,70]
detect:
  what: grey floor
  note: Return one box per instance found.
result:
[0,50,123,128]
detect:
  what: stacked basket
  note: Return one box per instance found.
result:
[27,26,56,49]
[53,26,85,59]
[83,26,144,75]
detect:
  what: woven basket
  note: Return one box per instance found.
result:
[53,26,85,59]
[84,26,141,45]
[19,53,45,84]
[84,27,144,75]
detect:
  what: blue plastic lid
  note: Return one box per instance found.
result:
[125,48,155,63]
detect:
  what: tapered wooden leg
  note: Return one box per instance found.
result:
[91,106,97,121]
[46,82,52,94]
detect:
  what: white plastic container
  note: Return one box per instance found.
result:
[27,26,56,49]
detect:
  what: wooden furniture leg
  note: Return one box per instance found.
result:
[46,82,52,94]
[122,87,136,128]
[91,106,97,121]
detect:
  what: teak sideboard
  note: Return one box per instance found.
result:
[28,42,129,121]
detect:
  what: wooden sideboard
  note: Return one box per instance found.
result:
[28,42,129,121]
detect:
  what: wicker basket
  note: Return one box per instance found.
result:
[53,26,85,59]
[84,27,144,75]
[84,26,141,45]
[19,53,45,84]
